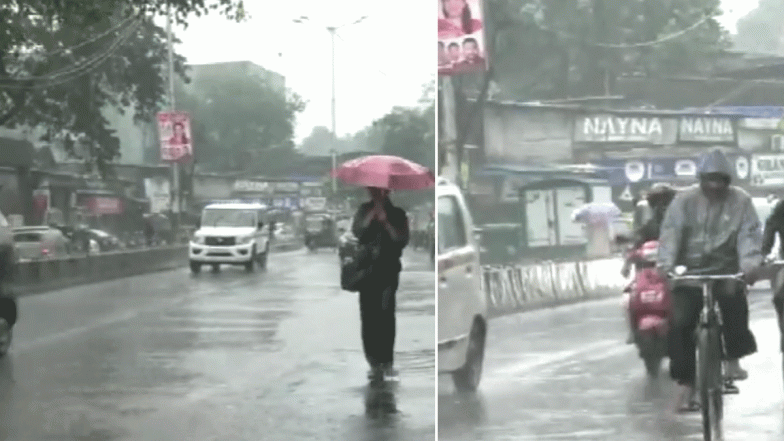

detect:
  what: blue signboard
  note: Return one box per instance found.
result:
[591,153,749,184]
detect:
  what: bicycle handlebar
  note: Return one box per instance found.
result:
[668,272,745,282]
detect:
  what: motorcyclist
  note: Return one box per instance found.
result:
[657,148,761,413]
[620,183,677,344]
[761,198,784,349]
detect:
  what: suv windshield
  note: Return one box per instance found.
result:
[202,209,257,228]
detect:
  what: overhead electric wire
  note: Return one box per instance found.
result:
[1,16,143,85]
[0,19,143,90]
[591,15,710,48]
[11,13,142,60]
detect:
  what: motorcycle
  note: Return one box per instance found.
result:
[624,240,672,377]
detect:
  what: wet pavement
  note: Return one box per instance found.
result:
[1,248,435,441]
[439,288,784,440]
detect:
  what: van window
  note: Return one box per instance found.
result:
[438,195,467,252]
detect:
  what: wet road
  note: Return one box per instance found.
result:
[439,287,784,441]
[1,248,435,441]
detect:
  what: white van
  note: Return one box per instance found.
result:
[437,178,488,392]
[189,202,271,273]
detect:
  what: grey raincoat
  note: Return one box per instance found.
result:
[657,149,763,276]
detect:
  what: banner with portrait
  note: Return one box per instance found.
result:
[438,0,488,76]
[157,111,193,164]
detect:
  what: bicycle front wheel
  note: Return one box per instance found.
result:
[698,326,723,441]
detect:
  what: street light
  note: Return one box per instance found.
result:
[293,15,368,197]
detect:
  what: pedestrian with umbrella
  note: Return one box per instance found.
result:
[334,155,435,382]
[571,201,622,258]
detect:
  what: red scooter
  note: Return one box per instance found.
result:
[624,240,672,377]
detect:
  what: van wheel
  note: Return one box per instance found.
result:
[190,261,201,274]
[0,318,12,357]
[453,320,486,392]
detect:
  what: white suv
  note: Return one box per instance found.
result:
[437,178,487,392]
[189,203,271,273]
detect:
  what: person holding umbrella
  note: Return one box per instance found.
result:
[334,155,434,382]
[351,187,409,381]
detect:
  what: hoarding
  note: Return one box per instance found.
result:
[438,0,487,76]
[157,111,193,163]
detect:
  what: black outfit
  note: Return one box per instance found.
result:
[668,283,755,384]
[763,199,784,350]
[351,200,409,368]
[632,213,664,249]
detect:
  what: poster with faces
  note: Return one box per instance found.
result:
[438,0,487,76]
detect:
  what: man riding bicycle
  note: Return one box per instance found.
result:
[762,198,784,349]
[657,148,761,412]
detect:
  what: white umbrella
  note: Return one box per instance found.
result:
[572,202,622,224]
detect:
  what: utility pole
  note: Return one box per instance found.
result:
[328,26,337,197]
[166,3,180,231]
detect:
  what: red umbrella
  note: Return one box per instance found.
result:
[332,155,435,190]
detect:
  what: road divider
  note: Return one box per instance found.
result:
[10,238,306,296]
[11,246,189,295]
[481,258,628,318]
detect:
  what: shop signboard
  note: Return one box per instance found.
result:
[144,177,171,213]
[678,116,735,143]
[751,154,784,187]
[573,115,678,144]
[84,196,123,215]
[233,180,273,194]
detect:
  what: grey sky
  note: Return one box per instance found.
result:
[172,0,431,143]
[170,0,754,144]
[718,0,760,33]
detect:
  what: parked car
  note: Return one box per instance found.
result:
[12,226,71,260]
[437,177,488,392]
[88,229,121,252]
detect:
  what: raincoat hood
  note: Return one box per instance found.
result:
[697,148,733,180]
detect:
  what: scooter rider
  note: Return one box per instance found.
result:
[621,183,677,344]
[657,148,761,413]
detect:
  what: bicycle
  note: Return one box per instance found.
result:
[763,258,784,391]
[668,266,746,441]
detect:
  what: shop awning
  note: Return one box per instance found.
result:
[0,137,34,168]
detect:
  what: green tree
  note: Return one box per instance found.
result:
[373,105,435,171]
[299,126,334,156]
[176,70,305,172]
[734,0,784,55]
[1,0,245,176]
[483,0,730,99]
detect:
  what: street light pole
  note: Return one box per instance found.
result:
[292,15,368,203]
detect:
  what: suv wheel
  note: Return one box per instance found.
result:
[453,320,486,392]
[190,261,201,274]
[0,318,11,357]
[245,246,256,272]
[258,248,267,270]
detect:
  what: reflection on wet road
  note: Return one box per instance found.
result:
[1,248,434,440]
[439,289,784,441]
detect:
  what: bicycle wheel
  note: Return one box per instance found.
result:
[698,326,723,441]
